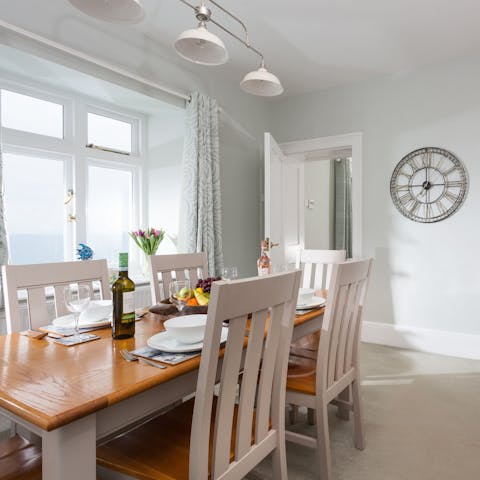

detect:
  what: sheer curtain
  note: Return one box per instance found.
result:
[333,158,352,258]
[179,92,223,276]
[0,117,9,306]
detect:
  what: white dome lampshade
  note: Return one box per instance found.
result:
[69,0,144,24]
[174,24,228,66]
[240,67,283,97]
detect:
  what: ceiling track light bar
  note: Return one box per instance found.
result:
[177,0,283,96]
[68,0,283,96]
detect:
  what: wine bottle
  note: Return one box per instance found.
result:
[257,239,271,276]
[112,252,135,339]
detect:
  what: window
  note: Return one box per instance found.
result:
[1,82,144,269]
[86,164,133,266]
[1,89,64,138]
[3,152,66,264]
[87,112,132,153]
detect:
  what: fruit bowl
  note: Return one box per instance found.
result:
[163,314,208,344]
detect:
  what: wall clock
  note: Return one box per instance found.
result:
[390,147,468,223]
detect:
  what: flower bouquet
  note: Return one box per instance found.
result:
[129,228,165,255]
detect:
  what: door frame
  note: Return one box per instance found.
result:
[279,132,363,258]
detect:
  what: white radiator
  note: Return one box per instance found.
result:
[0,283,153,335]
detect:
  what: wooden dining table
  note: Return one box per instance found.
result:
[0,305,324,480]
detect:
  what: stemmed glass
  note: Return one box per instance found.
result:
[169,280,191,312]
[64,285,91,335]
[221,266,238,281]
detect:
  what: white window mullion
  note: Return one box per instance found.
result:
[63,156,75,261]
[73,99,88,252]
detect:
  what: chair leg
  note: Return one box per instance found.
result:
[352,379,365,450]
[336,386,351,421]
[316,400,332,480]
[307,407,316,425]
[272,437,288,480]
[289,404,298,424]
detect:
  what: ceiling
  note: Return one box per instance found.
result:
[3,0,480,97]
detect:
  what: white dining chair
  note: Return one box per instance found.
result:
[296,248,346,291]
[291,248,346,424]
[148,252,208,304]
[286,258,373,480]
[97,269,302,480]
[2,259,111,334]
[0,259,111,480]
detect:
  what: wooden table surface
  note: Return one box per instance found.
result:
[0,306,324,432]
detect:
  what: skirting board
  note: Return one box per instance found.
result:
[361,321,480,361]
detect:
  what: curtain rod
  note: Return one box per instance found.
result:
[0,20,191,103]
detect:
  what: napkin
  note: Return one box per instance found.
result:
[79,300,112,323]
[149,303,178,316]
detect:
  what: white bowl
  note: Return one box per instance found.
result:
[163,314,208,344]
[297,288,315,306]
[79,300,112,323]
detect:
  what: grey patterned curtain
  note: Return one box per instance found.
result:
[0,112,9,306]
[334,158,352,258]
[179,92,223,276]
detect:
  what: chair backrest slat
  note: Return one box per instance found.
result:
[296,249,346,291]
[2,259,111,333]
[254,302,285,443]
[212,314,248,477]
[53,284,70,317]
[148,253,208,304]
[235,308,268,460]
[26,287,49,329]
[318,259,373,393]
[189,270,301,480]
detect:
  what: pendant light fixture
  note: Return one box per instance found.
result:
[69,0,283,96]
[174,4,228,65]
[240,62,284,97]
[176,0,283,96]
[69,0,145,23]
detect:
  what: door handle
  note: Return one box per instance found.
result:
[265,237,279,249]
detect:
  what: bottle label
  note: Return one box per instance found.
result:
[123,291,135,315]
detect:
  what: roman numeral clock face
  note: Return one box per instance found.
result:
[390,147,468,223]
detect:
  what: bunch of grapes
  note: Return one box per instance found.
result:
[195,276,221,294]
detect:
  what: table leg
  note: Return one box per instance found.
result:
[42,414,96,480]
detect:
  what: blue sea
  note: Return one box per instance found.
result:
[8,234,128,265]
[9,234,64,264]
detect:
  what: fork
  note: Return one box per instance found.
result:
[119,349,166,369]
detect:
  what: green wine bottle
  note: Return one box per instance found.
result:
[112,252,135,339]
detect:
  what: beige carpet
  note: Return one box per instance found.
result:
[248,343,480,480]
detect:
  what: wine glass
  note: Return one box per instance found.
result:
[169,280,191,312]
[64,285,91,335]
[221,266,238,281]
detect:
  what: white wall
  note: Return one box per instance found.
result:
[270,54,480,356]
[147,108,185,254]
[304,160,331,249]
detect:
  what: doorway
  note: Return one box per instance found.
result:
[264,132,362,266]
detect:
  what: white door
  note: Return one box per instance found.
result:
[264,133,303,267]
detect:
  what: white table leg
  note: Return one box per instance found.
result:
[42,414,96,480]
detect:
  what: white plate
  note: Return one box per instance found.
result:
[52,313,111,329]
[147,327,229,353]
[296,296,326,310]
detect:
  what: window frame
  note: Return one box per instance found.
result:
[0,74,147,269]
[86,105,140,156]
